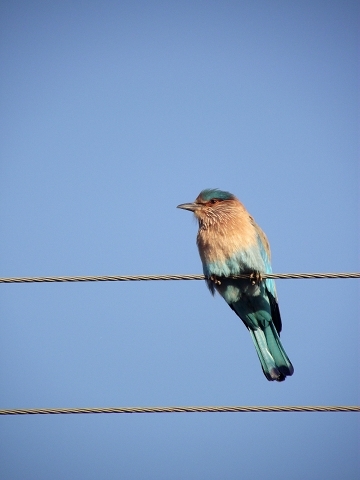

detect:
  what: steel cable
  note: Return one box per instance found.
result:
[0,272,359,284]
[0,405,359,415]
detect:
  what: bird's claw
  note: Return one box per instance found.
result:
[210,275,222,285]
[250,272,262,285]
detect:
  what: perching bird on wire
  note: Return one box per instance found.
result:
[177,188,294,382]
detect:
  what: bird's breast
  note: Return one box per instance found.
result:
[196,220,260,276]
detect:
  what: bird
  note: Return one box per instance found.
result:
[177,188,294,382]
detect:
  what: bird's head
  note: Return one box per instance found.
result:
[177,189,237,226]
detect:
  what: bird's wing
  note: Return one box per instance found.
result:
[249,216,282,334]
[249,216,275,285]
[249,215,271,260]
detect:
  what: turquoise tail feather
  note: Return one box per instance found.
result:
[250,323,294,381]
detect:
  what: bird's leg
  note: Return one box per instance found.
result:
[210,275,222,285]
[250,272,262,285]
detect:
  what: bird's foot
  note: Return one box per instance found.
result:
[210,275,222,285]
[250,272,262,285]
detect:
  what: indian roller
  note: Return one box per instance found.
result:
[177,188,294,382]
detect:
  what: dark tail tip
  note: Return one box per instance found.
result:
[266,366,294,382]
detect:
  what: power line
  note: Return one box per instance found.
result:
[1,272,358,417]
[0,272,359,284]
[0,405,359,415]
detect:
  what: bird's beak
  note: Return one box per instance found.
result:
[177,202,200,212]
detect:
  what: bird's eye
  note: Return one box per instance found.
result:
[210,199,219,204]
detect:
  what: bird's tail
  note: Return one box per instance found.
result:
[249,323,294,382]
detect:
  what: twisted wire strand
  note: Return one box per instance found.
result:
[0,405,359,415]
[1,273,358,416]
[0,272,359,284]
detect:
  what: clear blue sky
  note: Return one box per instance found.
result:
[0,1,359,478]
